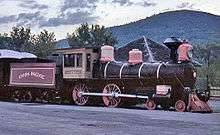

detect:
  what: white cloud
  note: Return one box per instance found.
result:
[0,0,219,40]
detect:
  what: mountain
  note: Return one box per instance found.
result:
[108,10,220,48]
[56,10,220,49]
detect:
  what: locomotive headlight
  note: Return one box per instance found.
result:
[193,71,197,78]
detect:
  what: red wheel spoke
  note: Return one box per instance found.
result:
[77,98,81,104]
[78,97,84,105]
[113,85,116,91]
[81,84,85,91]
[80,98,84,104]
[78,85,82,91]
[112,99,118,106]
[110,99,115,107]
[109,99,113,106]
[116,98,120,103]
[105,98,110,106]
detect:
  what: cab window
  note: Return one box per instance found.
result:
[86,53,91,71]
[64,53,82,67]
[76,53,82,68]
[64,54,75,67]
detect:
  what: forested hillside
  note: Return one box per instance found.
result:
[108,10,220,48]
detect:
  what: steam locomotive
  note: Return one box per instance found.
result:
[0,37,212,112]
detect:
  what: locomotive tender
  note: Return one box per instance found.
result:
[0,37,212,112]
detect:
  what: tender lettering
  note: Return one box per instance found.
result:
[18,71,45,80]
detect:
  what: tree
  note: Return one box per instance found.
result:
[195,44,220,86]
[10,27,32,51]
[32,30,56,58]
[67,23,117,47]
[0,27,56,58]
[194,44,220,64]
[0,33,12,49]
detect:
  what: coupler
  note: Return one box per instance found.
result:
[187,92,212,113]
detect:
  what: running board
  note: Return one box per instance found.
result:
[81,92,149,99]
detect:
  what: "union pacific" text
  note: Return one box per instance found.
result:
[18,72,45,80]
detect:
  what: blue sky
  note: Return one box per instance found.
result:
[0,0,219,40]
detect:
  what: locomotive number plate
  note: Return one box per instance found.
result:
[156,85,171,95]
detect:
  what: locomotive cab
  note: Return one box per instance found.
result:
[56,47,99,79]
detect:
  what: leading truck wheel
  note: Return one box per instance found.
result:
[145,99,156,110]
[175,100,186,112]
[102,83,121,108]
[72,84,89,106]
[40,91,51,103]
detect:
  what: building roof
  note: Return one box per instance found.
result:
[0,49,37,59]
[115,36,170,62]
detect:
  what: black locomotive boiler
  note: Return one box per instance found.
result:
[0,37,212,112]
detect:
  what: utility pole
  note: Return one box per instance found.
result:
[206,48,211,99]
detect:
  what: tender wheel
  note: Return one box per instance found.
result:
[145,99,156,110]
[72,84,89,106]
[175,100,186,112]
[11,90,21,102]
[102,83,121,107]
[22,91,32,102]
[40,91,50,103]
